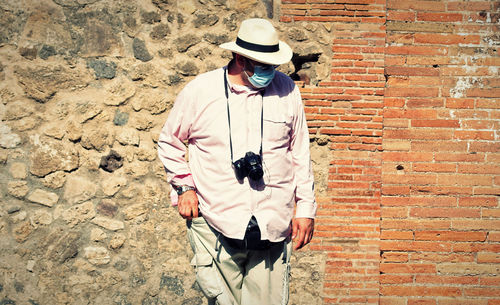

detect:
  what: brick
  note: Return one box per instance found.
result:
[380,240,452,252]
[437,174,492,186]
[410,207,480,218]
[407,98,444,108]
[411,186,473,196]
[477,252,500,263]
[383,152,434,162]
[483,208,500,218]
[481,276,500,286]
[488,232,500,242]
[452,220,500,230]
[465,288,500,297]
[382,185,410,195]
[380,263,436,274]
[458,164,500,175]
[467,88,500,98]
[435,153,484,162]
[454,130,495,140]
[469,141,500,153]
[383,141,411,151]
[458,197,498,207]
[412,163,456,173]
[386,87,440,97]
[386,45,448,55]
[410,252,475,263]
[380,275,413,284]
[447,1,492,11]
[414,231,487,242]
[387,22,453,33]
[383,174,437,185]
[414,33,481,45]
[412,141,468,152]
[380,297,406,305]
[408,300,436,305]
[380,286,461,297]
[415,274,479,286]
[462,119,496,129]
[417,12,463,22]
[380,230,413,240]
[446,98,475,109]
[382,196,456,207]
[439,299,488,305]
[411,119,460,128]
[384,129,453,140]
[382,252,409,262]
[385,67,439,76]
[387,11,415,21]
[387,0,446,11]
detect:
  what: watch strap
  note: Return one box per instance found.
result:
[174,185,195,195]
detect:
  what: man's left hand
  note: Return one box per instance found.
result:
[292,218,314,250]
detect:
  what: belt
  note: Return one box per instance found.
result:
[223,216,281,251]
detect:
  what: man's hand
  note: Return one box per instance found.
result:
[292,218,314,250]
[177,190,199,220]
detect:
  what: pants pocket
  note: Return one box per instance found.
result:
[191,252,223,299]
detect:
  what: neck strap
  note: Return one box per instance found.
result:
[224,69,264,163]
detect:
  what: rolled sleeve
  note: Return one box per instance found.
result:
[289,86,317,219]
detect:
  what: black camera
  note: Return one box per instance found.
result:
[233,152,264,181]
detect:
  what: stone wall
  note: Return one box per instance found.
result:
[0,0,331,304]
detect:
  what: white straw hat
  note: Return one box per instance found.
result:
[219,18,293,66]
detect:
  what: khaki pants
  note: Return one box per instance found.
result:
[187,217,292,305]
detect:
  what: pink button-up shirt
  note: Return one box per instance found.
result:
[158,67,316,242]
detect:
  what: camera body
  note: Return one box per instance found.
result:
[233,152,264,181]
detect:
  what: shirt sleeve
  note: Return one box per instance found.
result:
[289,85,317,219]
[157,85,196,205]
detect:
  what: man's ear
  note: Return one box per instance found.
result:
[235,54,246,69]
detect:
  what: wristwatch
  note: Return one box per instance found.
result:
[174,185,195,196]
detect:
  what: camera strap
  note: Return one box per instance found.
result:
[224,68,264,164]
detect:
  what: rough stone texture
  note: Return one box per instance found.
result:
[27,189,59,207]
[83,246,110,265]
[92,216,125,231]
[0,123,21,148]
[29,136,79,177]
[63,175,98,205]
[0,1,329,304]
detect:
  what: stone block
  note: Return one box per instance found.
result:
[92,216,125,231]
[29,135,79,177]
[9,162,27,179]
[0,123,21,149]
[8,181,29,198]
[84,246,110,265]
[27,189,59,207]
[62,201,96,227]
[63,176,97,205]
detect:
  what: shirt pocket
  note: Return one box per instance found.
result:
[263,114,292,143]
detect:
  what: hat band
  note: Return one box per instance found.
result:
[236,37,279,53]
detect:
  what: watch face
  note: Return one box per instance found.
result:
[176,185,193,195]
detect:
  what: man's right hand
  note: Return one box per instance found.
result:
[177,190,199,220]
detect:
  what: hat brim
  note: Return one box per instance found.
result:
[219,40,293,66]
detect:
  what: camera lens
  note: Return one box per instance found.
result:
[248,166,263,180]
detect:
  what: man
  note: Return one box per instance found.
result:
[158,18,316,305]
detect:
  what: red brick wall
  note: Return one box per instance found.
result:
[281,0,499,304]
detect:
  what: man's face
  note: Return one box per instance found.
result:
[243,58,277,77]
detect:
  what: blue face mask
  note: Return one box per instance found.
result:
[244,64,276,88]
